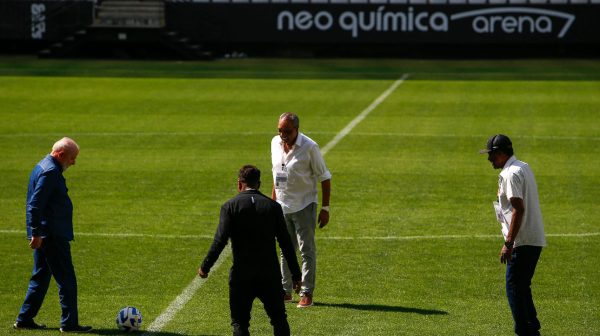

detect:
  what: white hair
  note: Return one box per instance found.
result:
[52,137,79,153]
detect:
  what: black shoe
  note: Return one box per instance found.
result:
[60,325,93,333]
[13,320,47,330]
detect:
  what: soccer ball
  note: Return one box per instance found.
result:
[116,306,142,332]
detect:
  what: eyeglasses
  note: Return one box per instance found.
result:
[278,128,296,135]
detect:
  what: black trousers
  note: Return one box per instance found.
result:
[229,278,289,336]
[506,246,543,336]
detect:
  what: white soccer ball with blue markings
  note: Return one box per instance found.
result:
[116,306,142,332]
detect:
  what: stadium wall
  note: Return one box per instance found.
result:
[0,0,93,41]
[164,3,597,44]
[0,0,598,57]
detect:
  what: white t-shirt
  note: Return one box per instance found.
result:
[497,156,546,247]
[271,133,331,214]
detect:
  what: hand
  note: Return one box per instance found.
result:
[500,245,513,264]
[29,236,43,249]
[293,280,302,294]
[198,268,208,278]
[318,210,329,229]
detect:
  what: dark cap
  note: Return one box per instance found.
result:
[479,134,513,154]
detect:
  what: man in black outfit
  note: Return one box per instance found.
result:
[198,165,302,336]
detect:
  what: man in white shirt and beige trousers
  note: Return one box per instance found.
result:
[481,134,546,336]
[271,112,331,308]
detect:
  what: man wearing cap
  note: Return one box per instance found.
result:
[480,134,546,336]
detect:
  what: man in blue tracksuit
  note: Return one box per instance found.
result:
[15,137,92,333]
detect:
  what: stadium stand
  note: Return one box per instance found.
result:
[94,0,164,27]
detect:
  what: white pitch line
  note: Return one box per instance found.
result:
[0,229,214,240]
[321,232,600,240]
[326,132,600,142]
[142,245,231,335]
[140,74,410,333]
[0,131,276,138]
[2,75,411,334]
[320,74,409,156]
[2,229,598,240]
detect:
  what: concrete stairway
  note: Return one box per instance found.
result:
[38,0,213,59]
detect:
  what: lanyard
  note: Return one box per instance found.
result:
[280,142,293,172]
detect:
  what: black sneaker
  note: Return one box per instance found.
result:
[59,325,93,333]
[13,320,47,330]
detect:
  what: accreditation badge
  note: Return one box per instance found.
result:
[275,171,288,190]
[493,201,511,240]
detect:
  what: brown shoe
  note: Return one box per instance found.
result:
[284,293,293,303]
[297,293,313,308]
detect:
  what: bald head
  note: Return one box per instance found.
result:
[52,137,79,153]
[278,113,300,147]
[279,112,299,129]
[51,137,79,171]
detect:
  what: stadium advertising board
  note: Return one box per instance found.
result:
[165,3,598,44]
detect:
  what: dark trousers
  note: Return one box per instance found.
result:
[17,238,79,327]
[229,279,290,336]
[506,245,542,336]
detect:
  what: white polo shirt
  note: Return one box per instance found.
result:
[497,156,546,248]
[271,133,331,214]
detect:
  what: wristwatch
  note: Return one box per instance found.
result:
[321,206,330,212]
[504,241,514,249]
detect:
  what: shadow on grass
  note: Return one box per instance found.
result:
[4,327,202,336]
[315,302,448,315]
[82,329,218,336]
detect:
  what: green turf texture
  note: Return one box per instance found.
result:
[0,57,598,335]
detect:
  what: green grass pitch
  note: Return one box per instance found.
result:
[0,57,598,335]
